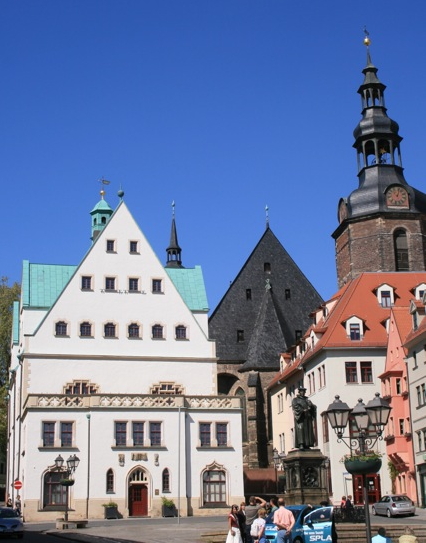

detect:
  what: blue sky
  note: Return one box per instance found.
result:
[2,1,426,312]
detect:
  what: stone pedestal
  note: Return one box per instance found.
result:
[283,449,329,505]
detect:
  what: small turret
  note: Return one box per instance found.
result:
[90,187,113,242]
[165,201,183,268]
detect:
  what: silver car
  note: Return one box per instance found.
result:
[372,495,415,518]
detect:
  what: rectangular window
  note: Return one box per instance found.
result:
[152,279,162,293]
[43,422,55,447]
[81,276,92,290]
[129,278,139,292]
[285,289,291,300]
[60,422,73,447]
[345,362,358,383]
[132,422,144,446]
[149,422,162,446]
[413,351,418,369]
[417,386,422,406]
[200,423,211,447]
[115,422,127,446]
[399,419,405,435]
[360,361,373,383]
[322,414,329,443]
[381,291,391,307]
[105,277,116,291]
[237,330,244,342]
[106,239,115,252]
[422,384,426,404]
[396,378,402,395]
[216,423,228,447]
[129,241,138,254]
[350,323,361,340]
[246,289,252,300]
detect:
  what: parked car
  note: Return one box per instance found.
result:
[0,507,24,538]
[372,495,415,518]
[265,505,337,543]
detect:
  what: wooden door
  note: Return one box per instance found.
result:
[129,484,148,516]
[353,474,381,504]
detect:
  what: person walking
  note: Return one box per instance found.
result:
[273,497,295,543]
[226,504,243,543]
[245,496,267,543]
[14,495,21,516]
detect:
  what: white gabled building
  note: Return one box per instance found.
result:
[8,192,244,521]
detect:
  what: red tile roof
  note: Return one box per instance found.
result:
[276,272,426,383]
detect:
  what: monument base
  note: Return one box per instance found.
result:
[283,448,329,505]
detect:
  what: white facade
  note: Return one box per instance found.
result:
[8,198,244,521]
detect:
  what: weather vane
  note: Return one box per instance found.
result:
[172,200,175,217]
[265,205,269,229]
[97,177,111,199]
[363,27,371,47]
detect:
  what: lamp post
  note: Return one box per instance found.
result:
[325,393,391,543]
[55,454,80,522]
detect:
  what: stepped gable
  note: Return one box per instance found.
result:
[209,227,323,365]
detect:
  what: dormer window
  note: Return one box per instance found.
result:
[350,323,361,340]
[345,316,364,340]
[376,284,395,307]
[381,291,391,308]
[414,283,426,301]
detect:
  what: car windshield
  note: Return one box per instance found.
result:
[393,496,410,502]
[0,509,19,518]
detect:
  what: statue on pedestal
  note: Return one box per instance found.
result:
[292,386,317,449]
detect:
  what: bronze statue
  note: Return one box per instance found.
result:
[292,386,317,449]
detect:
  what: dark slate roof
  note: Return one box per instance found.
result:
[209,227,323,369]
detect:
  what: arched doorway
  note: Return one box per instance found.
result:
[128,468,149,517]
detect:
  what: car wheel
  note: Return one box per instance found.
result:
[293,538,303,543]
[372,506,377,516]
[386,509,392,518]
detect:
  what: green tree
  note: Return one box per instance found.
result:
[0,277,20,456]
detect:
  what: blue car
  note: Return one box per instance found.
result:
[264,505,336,543]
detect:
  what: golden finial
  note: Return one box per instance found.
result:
[363,26,371,47]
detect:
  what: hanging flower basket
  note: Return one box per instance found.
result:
[60,479,75,486]
[344,457,382,475]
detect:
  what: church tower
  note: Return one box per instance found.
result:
[333,35,426,288]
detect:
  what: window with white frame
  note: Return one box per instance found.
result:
[152,279,163,293]
[60,422,73,447]
[115,422,127,446]
[128,277,139,292]
[203,470,226,506]
[360,361,373,383]
[376,284,395,306]
[81,276,92,290]
[345,362,358,383]
[105,277,116,291]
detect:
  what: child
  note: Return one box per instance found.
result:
[251,508,267,543]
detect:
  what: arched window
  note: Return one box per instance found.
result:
[80,322,92,337]
[106,469,114,493]
[43,471,66,508]
[235,387,248,441]
[203,470,226,506]
[175,325,187,340]
[55,321,68,336]
[162,468,170,493]
[104,322,116,338]
[152,324,163,339]
[394,229,409,271]
[128,323,140,338]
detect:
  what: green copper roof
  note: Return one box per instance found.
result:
[90,198,113,213]
[22,260,77,308]
[166,266,209,311]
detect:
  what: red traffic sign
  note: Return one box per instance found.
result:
[13,481,22,490]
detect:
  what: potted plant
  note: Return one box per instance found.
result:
[60,479,75,486]
[341,452,382,475]
[161,496,176,517]
[102,501,119,519]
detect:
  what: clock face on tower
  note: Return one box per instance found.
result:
[385,186,409,208]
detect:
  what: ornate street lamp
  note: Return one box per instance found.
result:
[53,454,80,522]
[325,393,391,543]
